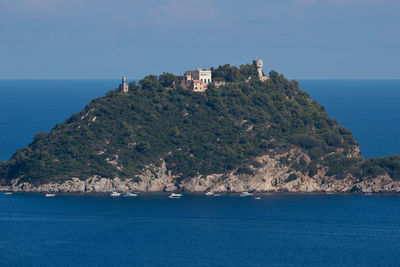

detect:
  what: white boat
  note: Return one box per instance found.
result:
[240,191,253,197]
[45,193,55,197]
[124,192,138,197]
[169,193,182,198]
[205,192,214,196]
[254,196,261,200]
[213,194,221,197]
[110,192,121,197]
[4,192,12,195]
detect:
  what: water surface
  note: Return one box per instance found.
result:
[1,193,400,266]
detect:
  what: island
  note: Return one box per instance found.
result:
[1,60,400,193]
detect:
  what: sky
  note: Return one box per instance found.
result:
[0,0,399,79]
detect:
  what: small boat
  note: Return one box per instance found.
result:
[124,192,138,197]
[254,196,261,200]
[3,192,12,195]
[110,192,121,197]
[205,192,214,196]
[45,193,55,197]
[213,194,221,197]
[169,193,182,198]
[240,191,253,197]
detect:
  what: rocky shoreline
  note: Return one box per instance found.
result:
[2,156,400,194]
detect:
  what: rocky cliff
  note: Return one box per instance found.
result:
[2,155,400,194]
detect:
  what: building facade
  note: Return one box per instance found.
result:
[184,68,212,83]
[176,68,211,92]
[193,80,207,92]
[176,73,194,89]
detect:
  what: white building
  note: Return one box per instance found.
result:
[185,68,212,84]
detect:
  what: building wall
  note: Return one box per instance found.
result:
[193,80,207,92]
[185,70,199,80]
[176,74,194,89]
[198,69,212,84]
[176,68,212,92]
[185,69,212,84]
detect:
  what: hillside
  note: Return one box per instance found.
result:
[1,64,400,193]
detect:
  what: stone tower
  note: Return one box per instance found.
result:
[120,76,128,93]
[253,59,263,77]
[253,59,269,81]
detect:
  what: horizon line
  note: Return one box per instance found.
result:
[1,77,400,81]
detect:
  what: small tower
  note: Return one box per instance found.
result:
[253,59,264,78]
[120,76,129,93]
[253,59,269,81]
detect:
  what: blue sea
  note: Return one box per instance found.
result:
[1,193,400,266]
[1,79,400,266]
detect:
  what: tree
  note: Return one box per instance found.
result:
[128,81,136,91]
[139,75,161,89]
[159,73,176,88]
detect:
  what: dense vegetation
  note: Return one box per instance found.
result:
[211,64,260,82]
[1,64,400,186]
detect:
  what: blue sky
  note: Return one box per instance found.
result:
[0,0,399,79]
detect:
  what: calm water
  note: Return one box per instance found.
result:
[1,80,400,266]
[1,193,400,266]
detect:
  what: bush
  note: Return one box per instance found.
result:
[285,173,298,183]
[362,155,400,180]
[322,131,342,147]
[159,73,176,88]
[324,153,361,178]
[139,75,161,89]
[235,166,254,175]
[309,147,324,159]
[289,134,325,151]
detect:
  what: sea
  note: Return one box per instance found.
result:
[1,79,400,266]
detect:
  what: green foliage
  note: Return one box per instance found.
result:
[289,135,326,150]
[235,166,255,175]
[285,173,298,183]
[139,75,161,89]
[159,73,176,88]
[128,81,136,91]
[2,65,398,185]
[324,153,362,179]
[361,155,400,180]
[211,64,258,82]
[309,147,324,160]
